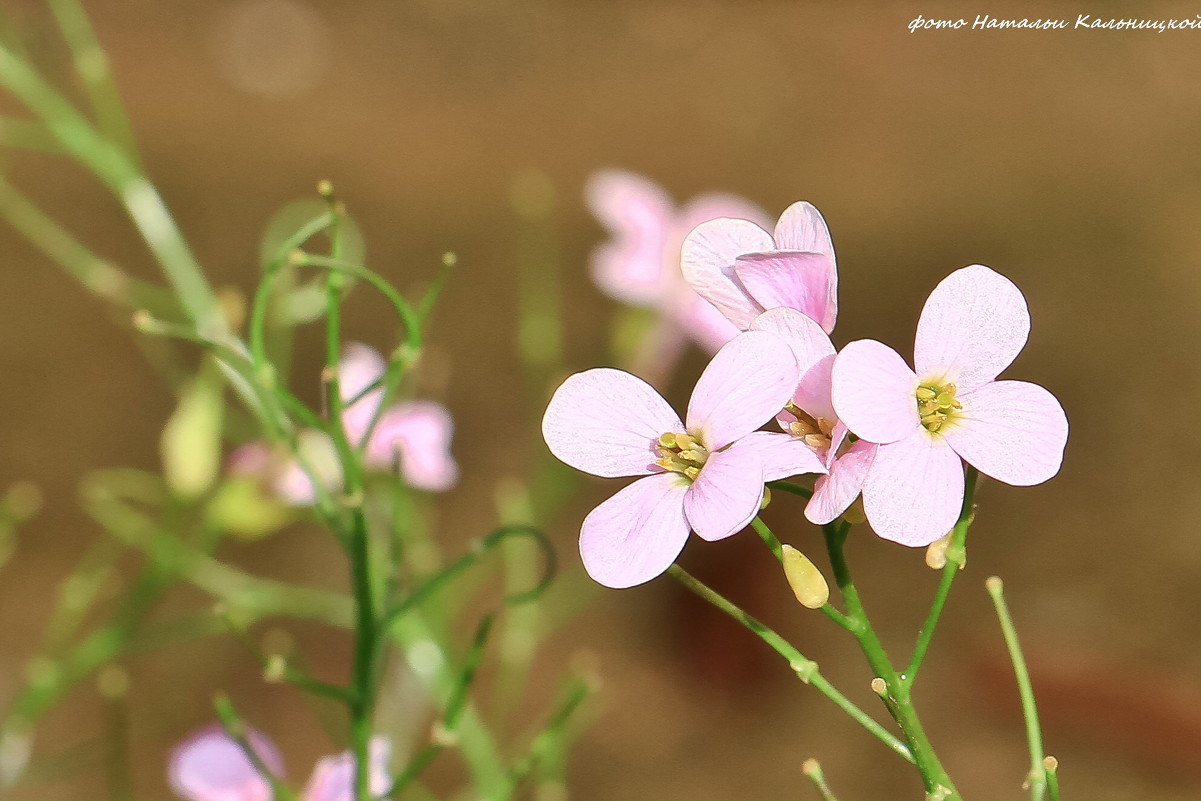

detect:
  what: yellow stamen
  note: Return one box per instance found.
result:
[916,380,962,433]
[654,430,710,482]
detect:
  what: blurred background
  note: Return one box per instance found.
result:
[2,0,1201,798]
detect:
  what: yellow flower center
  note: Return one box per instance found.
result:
[785,401,835,452]
[655,432,709,481]
[916,381,962,432]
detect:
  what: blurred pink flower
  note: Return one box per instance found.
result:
[337,343,458,492]
[585,169,771,354]
[543,331,824,588]
[682,200,837,334]
[169,725,391,801]
[230,343,457,503]
[748,308,876,525]
[831,265,1068,546]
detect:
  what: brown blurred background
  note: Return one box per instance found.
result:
[3,0,1201,798]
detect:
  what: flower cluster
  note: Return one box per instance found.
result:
[549,177,1068,586]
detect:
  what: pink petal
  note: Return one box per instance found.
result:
[824,420,850,470]
[735,251,837,334]
[738,431,827,481]
[169,725,284,801]
[748,307,836,376]
[795,353,838,423]
[228,441,272,476]
[686,331,799,450]
[772,201,835,260]
[681,218,772,329]
[363,402,458,491]
[941,380,1068,486]
[806,440,876,525]
[584,169,674,306]
[684,443,764,542]
[862,429,964,547]
[579,473,690,588]
[543,368,682,478]
[831,339,920,445]
[339,343,387,442]
[301,737,391,801]
[913,265,1030,392]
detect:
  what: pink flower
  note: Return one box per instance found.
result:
[682,200,838,334]
[831,265,1068,546]
[337,343,458,492]
[586,169,771,353]
[230,343,457,503]
[169,725,391,801]
[748,308,877,525]
[543,331,825,588]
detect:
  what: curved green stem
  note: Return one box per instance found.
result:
[905,466,977,686]
[666,565,913,764]
[247,210,334,368]
[293,253,422,352]
[987,577,1047,801]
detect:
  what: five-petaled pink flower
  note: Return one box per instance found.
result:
[682,200,838,335]
[831,265,1069,546]
[586,169,771,354]
[543,331,826,588]
[748,307,877,525]
[231,343,458,503]
[169,725,391,801]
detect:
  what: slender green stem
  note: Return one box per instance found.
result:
[222,623,356,704]
[666,565,913,764]
[750,516,782,559]
[1044,756,1060,801]
[293,253,423,350]
[766,480,813,500]
[905,466,978,685]
[46,0,140,161]
[987,576,1047,801]
[380,741,442,800]
[0,41,224,335]
[802,759,841,801]
[314,197,374,801]
[214,695,297,801]
[247,210,334,367]
[0,176,171,312]
[347,506,377,801]
[382,513,512,794]
[321,193,358,489]
[821,524,958,797]
[388,613,507,793]
[499,676,592,795]
[378,525,555,650]
[417,251,457,323]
